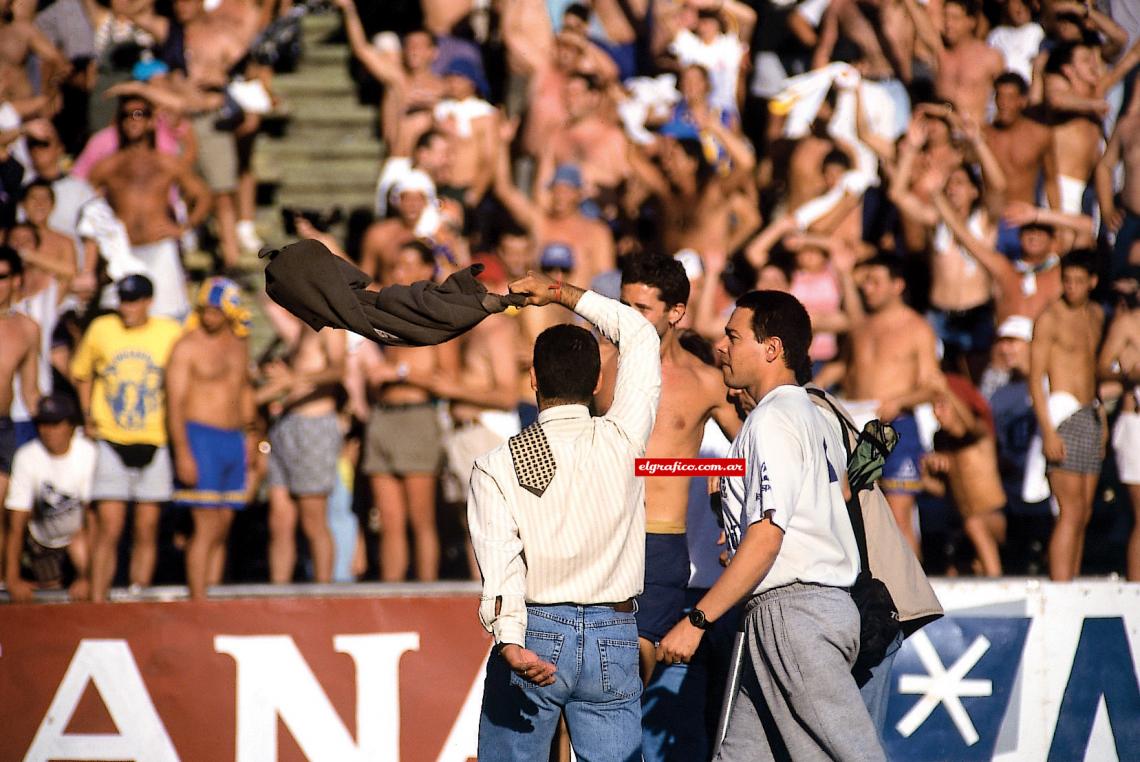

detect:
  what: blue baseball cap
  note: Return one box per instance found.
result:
[117,273,154,302]
[132,58,170,82]
[540,243,575,271]
[658,120,701,141]
[549,164,583,190]
[441,56,489,96]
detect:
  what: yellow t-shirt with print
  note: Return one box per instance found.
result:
[70,314,184,446]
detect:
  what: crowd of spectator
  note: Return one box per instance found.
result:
[1,0,1139,603]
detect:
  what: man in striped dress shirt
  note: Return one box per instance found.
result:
[468,269,661,761]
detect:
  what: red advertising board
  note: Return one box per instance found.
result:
[0,593,491,761]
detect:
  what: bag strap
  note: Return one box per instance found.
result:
[805,388,872,576]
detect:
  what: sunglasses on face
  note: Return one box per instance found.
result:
[541,266,568,274]
[119,109,152,121]
[0,271,12,280]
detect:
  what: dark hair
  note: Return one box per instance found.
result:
[20,178,55,203]
[405,28,437,46]
[115,95,155,149]
[621,255,690,307]
[0,245,23,277]
[496,219,530,243]
[857,253,906,281]
[733,290,812,378]
[7,222,40,249]
[414,129,445,153]
[569,72,600,91]
[533,324,601,403]
[675,137,717,192]
[995,71,1029,94]
[1061,248,1097,276]
[399,239,436,266]
[1045,41,1091,75]
[822,149,852,171]
[944,0,979,15]
[564,3,589,22]
[678,329,715,366]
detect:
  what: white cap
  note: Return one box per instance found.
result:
[674,249,704,280]
[391,169,436,201]
[996,315,1033,343]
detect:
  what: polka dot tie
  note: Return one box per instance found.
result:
[509,423,556,498]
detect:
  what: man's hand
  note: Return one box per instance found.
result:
[508,270,561,307]
[500,643,558,686]
[1043,430,1067,463]
[69,577,91,602]
[174,449,198,487]
[8,578,35,603]
[877,398,901,422]
[656,619,704,664]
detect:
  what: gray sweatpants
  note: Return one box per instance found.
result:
[715,583,886,762]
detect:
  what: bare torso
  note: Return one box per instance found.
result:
[552,118,630,190]
[284,327,340,417]
[1118,113,1140,213]
[846,305,932,405]
[91,147,181,245]
[1041,299,1103,405]
[177,328,249,429]
[937,40,1003,125]
[642,350,728,527]
[361,220,415,284]
[930,211,995,311]
[451,312,519,422]
[986,118,1053,205]
[0,22,37,99]
[437,111,492,189]
[0,311,37,412]
[524,67,569,158]
[537,212,614,287]
[787,136,832,211]
[378,345,446,405]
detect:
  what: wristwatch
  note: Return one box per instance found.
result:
[688,608,713,630]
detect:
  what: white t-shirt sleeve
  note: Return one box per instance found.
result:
[4,445,36,512]
[75,438,96,502]
[741,415,802,531]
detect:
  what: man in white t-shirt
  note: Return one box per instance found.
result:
[4,394,96,602]
[656,290,884,761]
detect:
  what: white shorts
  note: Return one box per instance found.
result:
[91,440,173,503]
[1113,411,1140,485]
[131,238,189,321]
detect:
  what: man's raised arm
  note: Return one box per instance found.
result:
[509,271,661,447]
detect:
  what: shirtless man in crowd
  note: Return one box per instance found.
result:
[504,4,618,161]
[904,0,1004,125]
[359,241,459,582]
[423,255,520,579]
[829,255,940,553]
[1044,41,1106,215]
[88,95,211,320]
[1030,252,1103,582]
[0,0,68,100]
[493,122,614,289]
[985,73,1059,213]
[18,179,77,296]
[166,278,253,600]
[433,60,496,209]
[0,248,40,580]
[360,171,431,284]
[1099,298,1140,581]
[336,0,443,153]
[543,73,630,196]
[1097,87,1140,281]
[259,305,347,585]
[130,0,254,268]
[598,255,740,683]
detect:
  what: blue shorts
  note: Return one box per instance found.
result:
[635,533,690,643]
[881,414,923,495]
[173,422,247,509]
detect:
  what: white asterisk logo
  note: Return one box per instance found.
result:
[895,632,994,746]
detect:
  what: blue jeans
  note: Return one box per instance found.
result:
[478,604,643,761]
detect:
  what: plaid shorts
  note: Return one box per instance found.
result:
[1048,404,1104,475]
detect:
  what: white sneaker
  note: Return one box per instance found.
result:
[237,220,263,253]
